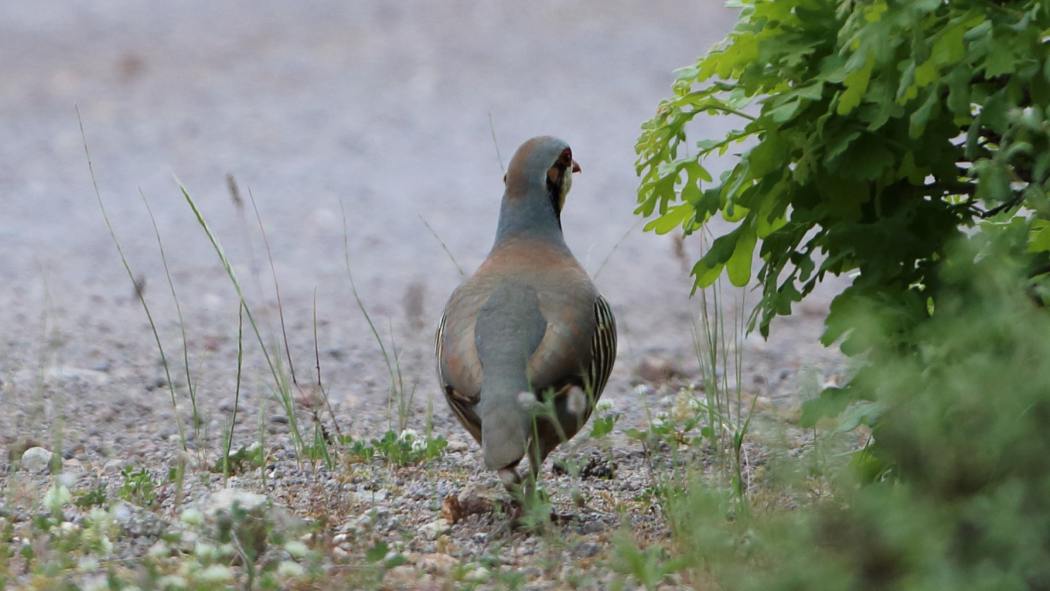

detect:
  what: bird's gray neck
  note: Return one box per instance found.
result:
[492,189,567,248]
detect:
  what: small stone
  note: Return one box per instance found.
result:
[418,552,457,574]
[420,518,450,540]
[580,520,604,534]
[102,459,124,474]
[47,366,109,385]
[575,541,601,558]
[446,439,469,453]
[62,458,84,472]
[636,356,680,383]
[21,447,53,473]
[465,566,490,582]
[384,564,420,587]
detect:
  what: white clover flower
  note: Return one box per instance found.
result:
[284,539,308,559]
[156,575,187,590]
[596,400,614,412]
[277,560,305,577]
[147,541,169,559]
[179,507,204,527]
[78,556,100,571]
[411,438,427,452]
[88,508,109,525]
[217,542,236,557]
[194,542,219,561]
[196,564,233,583]
[44,484,72,512]
[81,575,109,591]
[398,429,420,443]
[99,535,113,556]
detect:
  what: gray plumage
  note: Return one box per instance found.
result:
[436,136,617,486]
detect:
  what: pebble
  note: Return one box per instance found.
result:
[420,518,451,540]
[575,541,601,558]
[418,552,457,574]
[46,366,110,385]
[21,447,53,473]
[636,356,680,383]
[446,439,469,453]
[384,565,420,587]
[103,458,124,473]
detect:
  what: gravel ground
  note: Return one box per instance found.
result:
[0,2,848,588]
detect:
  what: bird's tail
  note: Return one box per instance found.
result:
[479,386,533,471]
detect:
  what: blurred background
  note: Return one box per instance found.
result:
[0,1,839,452]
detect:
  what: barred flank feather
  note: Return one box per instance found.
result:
[587,295,617,402]
[435,311,483,442]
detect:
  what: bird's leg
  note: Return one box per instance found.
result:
[498,467,521,492]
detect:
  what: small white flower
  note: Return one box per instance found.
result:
[179,507,204,526]
[43,484,72,512]
[196,564,233,583]
[78,556,100,571]
[217,542,235,557]
[88,508,109,525]
[284,540,308,559]
[156,575,187,590]
[81,575,109,591]
[194,542,218,561]
[596,400,614,412]
[147,541,169,559]
[277,560,305,577]
[411,438,427,452]
[398,429,419,443]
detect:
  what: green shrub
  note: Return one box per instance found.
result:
[631,236,1050,590]
[635,0,1050,354]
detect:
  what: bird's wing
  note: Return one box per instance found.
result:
[585,294,617,404]
[436,293,483,442]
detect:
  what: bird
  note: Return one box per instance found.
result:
[435,136,617,493]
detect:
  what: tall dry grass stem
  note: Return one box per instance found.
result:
[78,108,188,452]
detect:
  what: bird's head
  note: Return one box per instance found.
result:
[504,136,582,218]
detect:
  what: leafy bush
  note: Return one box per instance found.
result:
[635,0,1050,354]
[624,234,1050,590]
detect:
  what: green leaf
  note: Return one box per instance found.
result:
[909,87,940,139]
[644,204,693,235]
[837,56,875,115]
[983,37,1018,77]
[726,222,758,287]
[1028,219,1050,253]
[366,542,389,563]
[836,401,886,432]
[748,133,789,178]
[692,227,741,288]
[931,21,967,65]
[800,386,856,428]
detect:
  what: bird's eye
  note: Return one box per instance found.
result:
[559,148,572,168]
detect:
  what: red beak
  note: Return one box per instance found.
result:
[572,160,582,173]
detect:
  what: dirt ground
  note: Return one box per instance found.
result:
[0,2,848,588]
